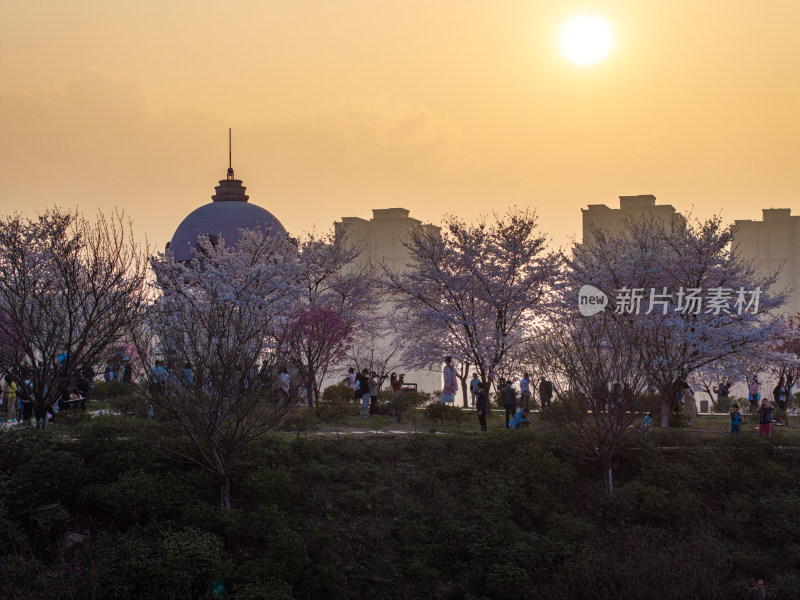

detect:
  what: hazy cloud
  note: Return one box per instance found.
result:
[0,69,471,248]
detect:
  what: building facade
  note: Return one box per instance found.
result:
[581,194,685,242]
[733,208,800,316]
[335,208,438,272]
[335,208,442,394]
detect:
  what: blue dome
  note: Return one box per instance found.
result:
[167,174,287,261]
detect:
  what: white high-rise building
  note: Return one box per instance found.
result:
[581,194,685,242]
[733,208,800,316]
[335,208,438,272]
[335,208,442,394]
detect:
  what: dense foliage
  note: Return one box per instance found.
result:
[2,419,799,599]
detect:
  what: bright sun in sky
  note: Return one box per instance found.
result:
[560,15,612,65]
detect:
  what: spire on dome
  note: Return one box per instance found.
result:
[226,128,235,180]
[212,129,249,202]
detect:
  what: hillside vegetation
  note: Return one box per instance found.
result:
[1,415,799,600]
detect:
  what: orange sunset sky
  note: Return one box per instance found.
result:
[1,0,798,251]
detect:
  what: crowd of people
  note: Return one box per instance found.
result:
[2,351,798,439]
[442,359,797,436]
[344,367,399,418]
[331,356,800,438]
[445,367,554,430]
[1,362,93,426]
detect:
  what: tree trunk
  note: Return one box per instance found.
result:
[220,476,231,509]
[34,405,48,430]
[306,382,315,407]
[660,400,670,428]
[606,465,614,493]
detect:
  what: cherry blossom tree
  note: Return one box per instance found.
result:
[0,209,148,427]
[348,312,406,391]
[140,229,300,508]
[285,305,352,405]
[566,215,788,428]
[769,314,800,395]
[0,311,24,377]
[385,209,560,391]
[393,313,474,405]
[533,312,658,492]
[685,352,770,412]
[291,229,374,405]
[687,358,740,408]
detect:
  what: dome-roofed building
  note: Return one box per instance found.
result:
[167,145,287,261]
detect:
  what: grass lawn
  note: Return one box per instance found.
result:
[285,403,800,445]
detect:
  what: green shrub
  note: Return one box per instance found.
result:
[75,416,156,481]
[32,502,70,540]
[321,383,355,403]
[240,466,301,511]
[53,408,90,427]
[607,480,699,525]
[85,527,225,598]
[424,403,466,427]
[712,395,732,413]
[538,391,587,423]
[230,577,294,600]
[236,504,310,583]
[3,420,800,600]
[0,501,28,556]
[90,469,196,527]
[162,526,225,582]
[88,527,226,598]
[669,411,689,427]
[485,562,532,600]
[107,394,149,417]
[92,380,138,399]
[315,400,358,432]
[2,442,86,517]
[425,402,446,424]
[280,408,317,436]
[388,389,429,423]
[0,555,83,600]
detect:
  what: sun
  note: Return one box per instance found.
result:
[560,15,612,65]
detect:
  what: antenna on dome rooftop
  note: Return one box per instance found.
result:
[226,128,234,180]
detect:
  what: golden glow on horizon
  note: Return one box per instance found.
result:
[560,15,612,65]
[0,1,797,253]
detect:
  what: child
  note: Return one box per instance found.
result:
[730,404,742,437]
[758,398,774,437]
